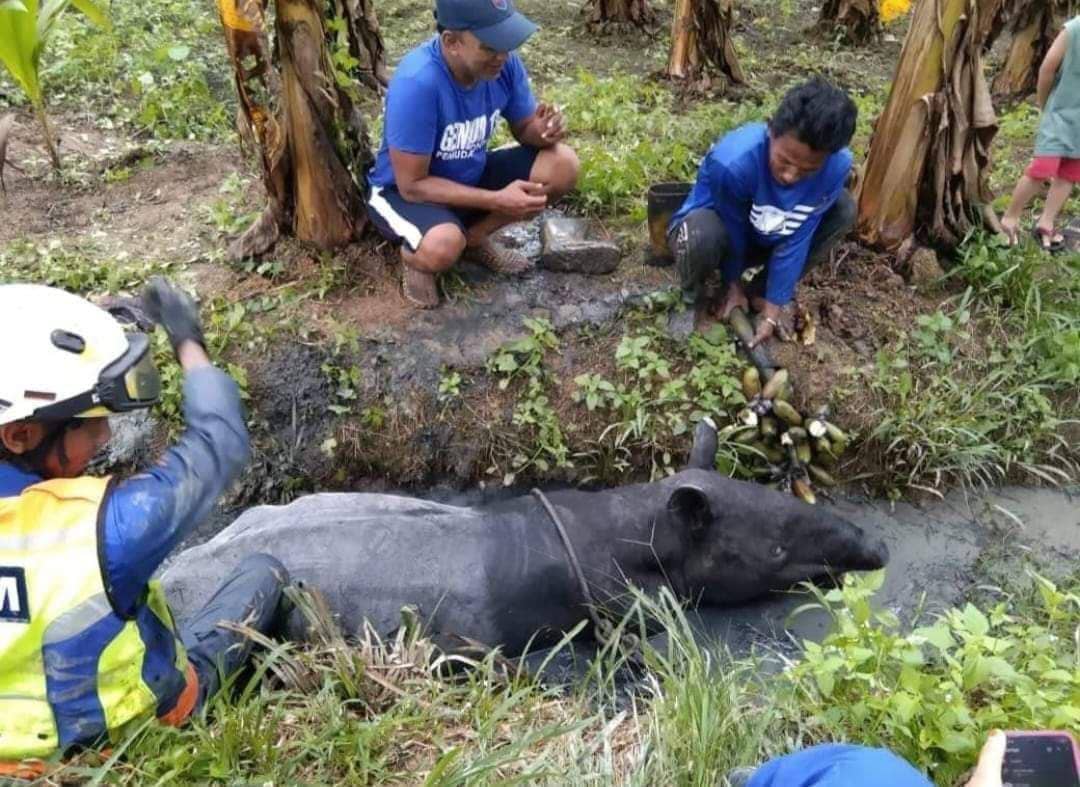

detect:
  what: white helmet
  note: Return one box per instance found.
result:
[0,284,161,426]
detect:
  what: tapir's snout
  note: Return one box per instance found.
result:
[853,534,890,571]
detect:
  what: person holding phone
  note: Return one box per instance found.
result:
[366,0,580,309]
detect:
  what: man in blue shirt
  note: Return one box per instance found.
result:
[367,0,580,308]
[668,79,858,347]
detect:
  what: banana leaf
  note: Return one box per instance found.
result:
[857,0,1005,251]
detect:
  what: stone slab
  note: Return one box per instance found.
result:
[539,217,620,275]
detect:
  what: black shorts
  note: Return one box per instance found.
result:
[367,145,541,252]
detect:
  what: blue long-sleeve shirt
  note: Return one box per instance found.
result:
[670,123,853,306]
[0,366,250,617]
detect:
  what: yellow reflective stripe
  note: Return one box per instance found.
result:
[98,622,156,740]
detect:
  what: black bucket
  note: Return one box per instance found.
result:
[645,182,693,266]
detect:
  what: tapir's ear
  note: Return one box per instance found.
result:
[686,417,718,470]
[668,485,712,538]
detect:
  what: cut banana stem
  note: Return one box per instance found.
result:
[763,445,785,464]
[824,421,849,450]
[792,478,816,505]
[738,408,760,427]
[786,426,809,442]
[733,427,760,445]
[772,400,803,426]
[807,419,827,439]
[742,367,762,400]
[808,464,837,487]
[761,369,789,400]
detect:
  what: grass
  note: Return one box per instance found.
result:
[864,234,1080,494]
[41,568,1079,785]
[0,0,232,141]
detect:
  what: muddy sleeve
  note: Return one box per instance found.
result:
[99,366,251,617]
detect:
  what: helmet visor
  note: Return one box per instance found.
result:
[101,333,161,411]
[32,333,161,421]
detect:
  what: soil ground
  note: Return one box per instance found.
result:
[0,0,1072,503]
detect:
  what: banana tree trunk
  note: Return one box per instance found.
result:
[584,0,656,30]
[666,0,745,90]
[215,0,385,260]
[857,0,1006,251]
[989,0,1071,99]
[817,0,881,44]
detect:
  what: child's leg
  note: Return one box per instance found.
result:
[1001,175,1045,241]
[1036,177,1073,242]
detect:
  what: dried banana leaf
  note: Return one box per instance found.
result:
[988,0,1074,99]
[216,0,383,259]
[817,0,881,44]
[666,0,745,90]
[857,0,1006,252]
[585,0,657,31]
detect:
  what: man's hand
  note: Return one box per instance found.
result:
[142,277,207,357]
[750,300,784,348]
[718,281,749,320]
[494,179,548,219]
[536,103,567,145]
[964,731,1006,787]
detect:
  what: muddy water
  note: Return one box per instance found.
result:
[693,486,1079,658]
[518,485,1079,676]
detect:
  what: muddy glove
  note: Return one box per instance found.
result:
[141,276,206,355]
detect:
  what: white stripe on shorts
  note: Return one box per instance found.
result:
[368,186,424,251]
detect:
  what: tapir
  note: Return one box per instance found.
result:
[161,422,889,655]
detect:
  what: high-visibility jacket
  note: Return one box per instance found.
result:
[0,476,197,763]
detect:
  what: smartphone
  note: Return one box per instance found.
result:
[1002,731,1080,787]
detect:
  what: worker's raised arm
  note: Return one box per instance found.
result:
[99,279,250,616]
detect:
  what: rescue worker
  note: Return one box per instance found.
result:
[0,278,288,775]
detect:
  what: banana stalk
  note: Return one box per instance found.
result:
[742,366,762,399]
[792,477,817,505]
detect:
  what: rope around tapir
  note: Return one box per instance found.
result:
[530,488,645,664]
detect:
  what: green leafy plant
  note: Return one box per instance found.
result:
[0,0,108,169]
[779,570,1080,785]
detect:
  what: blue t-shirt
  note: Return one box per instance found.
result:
[368,37,538,189]
[670,123,853,306]
[748,744,934,787]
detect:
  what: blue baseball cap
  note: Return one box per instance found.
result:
[435,0,538,53]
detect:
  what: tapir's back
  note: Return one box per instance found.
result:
[161,493,498,641]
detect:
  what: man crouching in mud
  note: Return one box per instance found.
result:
[0,279,288,778]
[365,0,580,309]
[668,78,858,347]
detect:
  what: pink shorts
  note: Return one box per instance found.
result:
[1026,156,1080,182]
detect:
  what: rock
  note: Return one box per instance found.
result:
[906,247,945,289]
[539,217,620,275]
[666,308,695,343]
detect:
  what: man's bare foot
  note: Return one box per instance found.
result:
[749,296,768,313]
[402,266,439,309]
[465,239,534,275]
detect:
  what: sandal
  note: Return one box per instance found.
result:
[464,239,534,276]
[1032,226,1065,254]
[402,266,439,309]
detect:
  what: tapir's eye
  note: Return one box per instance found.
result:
[770,544,786,559]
